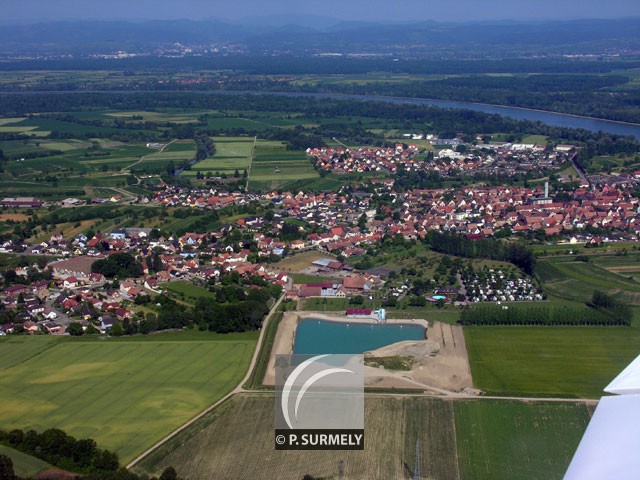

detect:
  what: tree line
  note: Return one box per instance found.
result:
[0,428,119,474]
[460,290,632,326]
[294,73,640,124]
[423,231,537,275]
[1,92,636,147]
[0,452,180,480]
[192,278,281,333]
[91,253,143,279]
[69,273,281,336]
[1,92,637,169]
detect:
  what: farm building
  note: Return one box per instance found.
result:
[60,198,85,207]
[343,276,371,293]
[312,258,344,270]
[0,196,43,208]
[297,283,345,298]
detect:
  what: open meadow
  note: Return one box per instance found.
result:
[184,137,254,177]
[454,400,590,480]
[135,394,588,480]
[0,111,350,197]
[536,256,640,305]
[132,140,195,171]
[0,331,257,463]
[589,252,640,282]
[464,326,640,398]
[248,140,318,190]
[106,111,203,124]
[165,281,217,304]
[0,135,157,200]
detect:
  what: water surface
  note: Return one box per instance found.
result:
[293,318,425,355]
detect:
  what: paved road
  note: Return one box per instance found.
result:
[235,292,284,392]
[126,291,599,469]
[571,154,590,186]
[125,292,285,469]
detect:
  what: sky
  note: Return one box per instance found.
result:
[2,0,640,23]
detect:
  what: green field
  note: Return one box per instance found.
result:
[0,126,323,194]
[521,135,549,145]
[0,114,169,195]
[2,117,129,137]
[164,139,196,152]
[536,257,640,305]
[182,136,320,189]
[206,117,277,131]
[139,145,196,170]
[214,138,255,157]
[300,297,379,310]
[0,126,42,134]
[0,332,257,463]
[1,141,155,182]
[165,281,216,304]
[588,252,640,275]
[248,140,318,190]
[107,111,201,124]
[187,137,254,175]
[464,326,640,398]
[590,252,640,268]
[0,444,52,478]
[589,154,640,173]
[189,157,251,172]
[205,112,309,131]
[455,401,590,480]
[135,394,587,480]
[289,273,341,284]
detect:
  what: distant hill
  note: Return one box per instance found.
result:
[0,17,639,57]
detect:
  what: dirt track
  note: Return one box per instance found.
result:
[605,266,640,272]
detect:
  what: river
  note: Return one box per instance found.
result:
[261,91,640,140]
[4,89,640,139]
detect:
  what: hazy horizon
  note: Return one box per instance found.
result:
[3,0,640,24]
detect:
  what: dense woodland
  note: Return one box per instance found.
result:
[424,231,537,275]
[0,428,119,474]
[296,74,640,124]
[1,92,638,159]
[92,253,144,279]
[2,53,640,122]
[0,450,180,480]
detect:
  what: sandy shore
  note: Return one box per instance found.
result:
[263,311,472,393]
[366,321,473,392]
[264,311,420,385]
